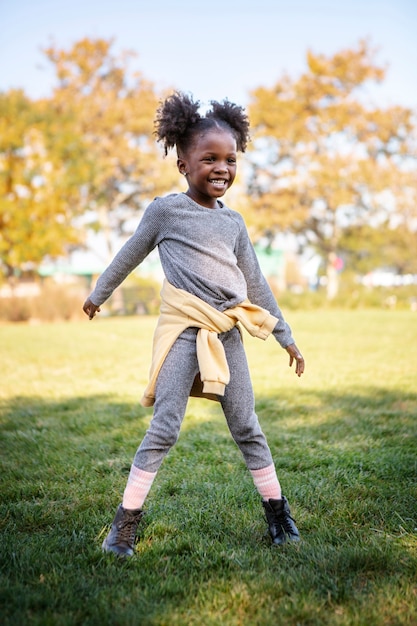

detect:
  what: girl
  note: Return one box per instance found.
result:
[83,92,305,557]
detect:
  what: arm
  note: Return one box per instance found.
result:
[235,221,305,376]
[82,199,164,318]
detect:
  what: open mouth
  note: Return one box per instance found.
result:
[209,179,228,187]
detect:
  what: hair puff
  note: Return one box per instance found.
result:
[154,91,250,155]
[154,92,201,156]
[207,99,250,152]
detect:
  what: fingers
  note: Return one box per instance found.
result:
[83,300,101,320]
[89,305,101,320]
[294,354,305,377]
[286,344,305,377]
[290,353,304,376]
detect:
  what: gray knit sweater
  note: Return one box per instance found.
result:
[89,193,294,348]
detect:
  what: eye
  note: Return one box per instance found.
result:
[228,158,236,164]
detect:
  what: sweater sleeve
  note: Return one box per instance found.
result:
[89,200,165,306]
[234,220,295,348]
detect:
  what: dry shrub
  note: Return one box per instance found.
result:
[0,283,87,322]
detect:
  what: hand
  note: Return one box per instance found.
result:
[83,298,101,320]
[285,343,305,377]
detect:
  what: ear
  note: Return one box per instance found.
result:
[177,157,188,176]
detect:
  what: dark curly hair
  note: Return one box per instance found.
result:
[154,91,250,156]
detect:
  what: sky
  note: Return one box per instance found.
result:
[1,0,417,110]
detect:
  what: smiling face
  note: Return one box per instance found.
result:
[177,129,237,209]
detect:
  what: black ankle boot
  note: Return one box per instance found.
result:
[262,496,300,545]
[102,504,144,557]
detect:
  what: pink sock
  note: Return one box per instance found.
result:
[250,464,281,500]
[122,465,157,510]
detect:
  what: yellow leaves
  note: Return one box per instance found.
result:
[246,40,416,274]
[0,86,92,276]
[32,37,180,264]
[1,36,416,281]
[307,39,385,94]
[44,37,126,94]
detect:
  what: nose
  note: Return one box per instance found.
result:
[215,161,228,173]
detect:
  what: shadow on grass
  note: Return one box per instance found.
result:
[1,388,416,625]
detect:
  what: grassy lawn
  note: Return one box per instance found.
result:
[1,310,416,625]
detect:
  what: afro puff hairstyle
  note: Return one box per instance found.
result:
[154,91,250,156]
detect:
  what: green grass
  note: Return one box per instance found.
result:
[1,310,416,626]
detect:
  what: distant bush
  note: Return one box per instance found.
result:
[0,282,86,322]
[1,274,415,323]
[0,275,162,323]
[0,296,33,322]
[276,283,417,311]
[105,275,162,316]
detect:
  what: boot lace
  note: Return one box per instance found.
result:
[116,512,141,548]
[279,511,297,534]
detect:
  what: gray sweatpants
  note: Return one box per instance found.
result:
[133,327,274,472]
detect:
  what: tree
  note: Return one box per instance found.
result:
[0,38,179,282]
[44,38,179,262]
[246,40,417,297]
[0,90,88,282]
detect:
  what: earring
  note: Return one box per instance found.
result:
[183,172,188,176]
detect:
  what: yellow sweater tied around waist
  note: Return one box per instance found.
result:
[140,280,279,407]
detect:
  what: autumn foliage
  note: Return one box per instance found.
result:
[0,38,416,298]
[246,40,417,296]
